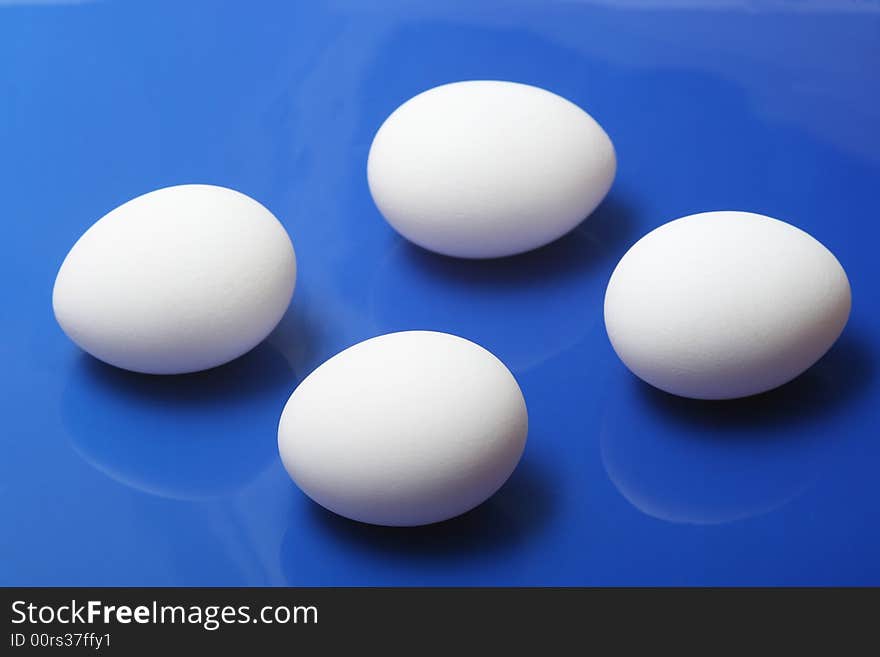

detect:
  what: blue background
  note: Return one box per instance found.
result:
[2,0,878,586]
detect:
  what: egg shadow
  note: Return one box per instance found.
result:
[306,456,556,560]
[63,340,299,500]
[637,331,875,435]
[76,339,297,407]
[369,195,640,373]
[264,300,330,376]
[398,194,639,288]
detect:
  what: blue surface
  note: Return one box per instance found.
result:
[2,0,878,587]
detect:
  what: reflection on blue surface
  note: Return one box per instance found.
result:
[370,196,636,373]
[282,456,558,586]
[602,333,874,526]
[63,344,294,501]
[1,0,879,585]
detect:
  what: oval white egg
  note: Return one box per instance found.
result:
[367,80,616,259]
[53,184,296,374]
[604,211,851,400]
[277,331,528,526]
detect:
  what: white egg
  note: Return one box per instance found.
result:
[53,184,296,374]
[604,211,851,400]
[367,80,616,258]
[277,331,528,526]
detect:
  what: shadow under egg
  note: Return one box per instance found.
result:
[62,342,297,501]
[368,194,638,373]
[279,456,558,584]
[599,333,872,525]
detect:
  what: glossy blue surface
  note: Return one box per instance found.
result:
[2,0,878,586]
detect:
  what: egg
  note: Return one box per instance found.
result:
[604,211,851,399]
[53,184,296,374]
[277,331,528,526]
[367,80,616,258]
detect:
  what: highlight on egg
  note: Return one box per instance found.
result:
[603,211,851,400]
[367,80,616,259]
[277,331,529,526]
[53,184,297,375]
